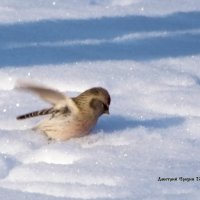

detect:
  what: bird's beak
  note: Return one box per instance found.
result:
[104,110,110,115]
[103,104,110,115]
[104,105,110,115]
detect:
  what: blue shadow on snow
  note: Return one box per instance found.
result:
[0,11,200,67]
[96,115,185,133]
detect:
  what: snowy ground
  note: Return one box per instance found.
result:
[1,0,200,199]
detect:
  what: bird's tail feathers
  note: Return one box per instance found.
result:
[17,108,54,120]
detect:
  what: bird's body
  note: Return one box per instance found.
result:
[16,81,111,141]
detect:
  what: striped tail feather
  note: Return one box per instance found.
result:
[17,108,53,120]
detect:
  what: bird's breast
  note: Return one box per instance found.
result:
[71,118,97,135]
[37,115,97,140]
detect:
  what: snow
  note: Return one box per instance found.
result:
[0,0,200,199]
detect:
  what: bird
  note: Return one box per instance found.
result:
[16,81,111,141]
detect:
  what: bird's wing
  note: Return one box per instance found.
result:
[16,81,67,105]
[16,81,79,112]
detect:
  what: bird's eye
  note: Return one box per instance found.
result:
[102,103,108,111]
[89,98,109,114]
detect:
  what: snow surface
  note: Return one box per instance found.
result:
[1,0,200,199]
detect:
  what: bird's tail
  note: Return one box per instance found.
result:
[17,108,54,120]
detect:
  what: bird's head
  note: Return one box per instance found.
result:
[75,87,111,117]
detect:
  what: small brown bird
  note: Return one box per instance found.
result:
[16,81,111,141]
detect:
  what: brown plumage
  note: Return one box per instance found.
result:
[16,81,111,141]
